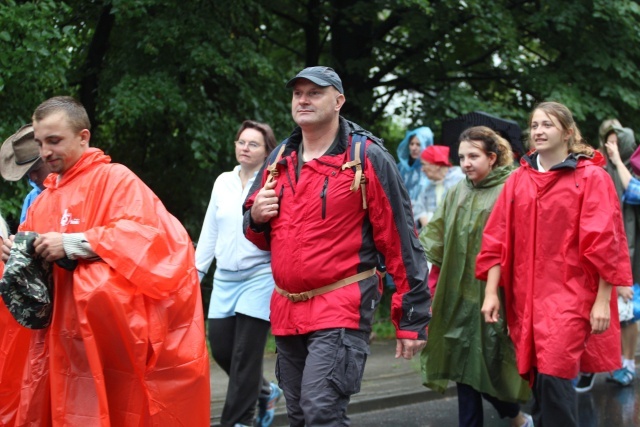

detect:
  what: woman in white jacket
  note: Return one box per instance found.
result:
[196,120,281,427]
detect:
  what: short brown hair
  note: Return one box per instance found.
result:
[32,96,91,133]
[235,120,277,155]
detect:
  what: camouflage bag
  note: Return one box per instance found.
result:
[0,231,53,329]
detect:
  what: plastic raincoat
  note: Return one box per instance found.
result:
[9,148,210,426]
[602,126,640,282]
[396,127,434,203]
[0,266,33,426]
[579,126,640,372]
[419,166,530,402]
[476,151,632,381]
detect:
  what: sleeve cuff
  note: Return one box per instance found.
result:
[62,233,98,260]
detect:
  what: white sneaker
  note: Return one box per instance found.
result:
[520,412,534,427]
[574,372,596,393]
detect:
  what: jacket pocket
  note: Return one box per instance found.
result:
[327,330,369,395]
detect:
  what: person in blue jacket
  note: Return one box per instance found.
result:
[396,126,434,205]
[607,137,640,205]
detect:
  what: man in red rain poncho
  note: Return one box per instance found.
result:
[1,96,210,426]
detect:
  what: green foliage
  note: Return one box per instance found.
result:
[0,0,83,223]
[372,284,395,339]
[2,0,640,232]
[265,332,277,355]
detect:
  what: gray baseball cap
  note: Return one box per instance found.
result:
[286,66,344,94]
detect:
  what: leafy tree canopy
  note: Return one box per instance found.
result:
[1,0,639,236]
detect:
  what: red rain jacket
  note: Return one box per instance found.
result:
[243,119,431,339]
[6,148,210,426]
[476,151,632,381]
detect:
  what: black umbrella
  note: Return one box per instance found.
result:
[441,111,526,165]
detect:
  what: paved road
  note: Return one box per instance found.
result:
[346,372,640,427]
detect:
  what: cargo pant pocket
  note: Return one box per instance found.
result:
[327,330,369,396]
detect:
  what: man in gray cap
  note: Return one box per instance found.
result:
[0,124,52,223]
[243,66,431,426]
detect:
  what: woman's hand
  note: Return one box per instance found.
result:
[590,298,610,334]
[617,286,634,302]
[591,278,612,334]
[481,293,501,323]
[605,138,623,167]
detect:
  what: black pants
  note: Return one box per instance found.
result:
[208,314,271,427]
[456,382,520,427]
[275,328,370,427]
[531,370,578,427]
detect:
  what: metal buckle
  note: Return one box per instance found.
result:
[287,292,310,303]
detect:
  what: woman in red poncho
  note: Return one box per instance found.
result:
[477,101,633,427]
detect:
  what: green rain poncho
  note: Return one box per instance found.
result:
[419,165,530,403]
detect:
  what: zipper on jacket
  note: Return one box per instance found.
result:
[320,176,329,219]
[285,169,296,195]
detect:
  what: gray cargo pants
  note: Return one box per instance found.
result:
[275,328,370,427]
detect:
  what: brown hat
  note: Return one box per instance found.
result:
[0,124,40,181]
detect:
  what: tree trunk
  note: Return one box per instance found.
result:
[330,0,376,127]
[79,4,115,128]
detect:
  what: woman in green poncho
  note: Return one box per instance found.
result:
[419,126,532,427]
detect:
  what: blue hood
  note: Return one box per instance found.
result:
[397,126,434,168]
[396,126,434,202]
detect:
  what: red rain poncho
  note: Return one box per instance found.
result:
[476,151,632,381]
[3,148,210,426]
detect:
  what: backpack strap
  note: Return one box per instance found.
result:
[341,134,368,209]
[266,143,287,184]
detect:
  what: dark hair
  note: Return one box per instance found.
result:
[32,96,91,132]
[529,101,593,156]
[235,120,277,155]
[458,126,514,168]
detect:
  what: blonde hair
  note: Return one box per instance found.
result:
[529,102,593,156]
[458,126,514,168]
[598,118,621,145]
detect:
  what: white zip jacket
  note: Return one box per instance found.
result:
[195,165,271,281]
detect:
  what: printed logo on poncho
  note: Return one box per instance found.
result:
[61,208,80,226]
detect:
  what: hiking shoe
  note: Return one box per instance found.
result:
[610,367,635,387]
[256,382,283,427]
[520,412,534,427]
[574,372,596,393]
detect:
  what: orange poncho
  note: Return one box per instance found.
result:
[2,148,210,426]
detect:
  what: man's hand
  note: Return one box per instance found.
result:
[617,286,633,302]
[1,235,14,262]
[34,232,66,262]
[395,338,426,360]
[251,180,280,225]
